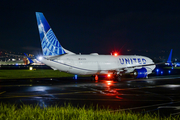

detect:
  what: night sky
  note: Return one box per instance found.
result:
[0,0,180,60]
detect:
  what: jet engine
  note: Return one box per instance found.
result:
[133,68,147,78]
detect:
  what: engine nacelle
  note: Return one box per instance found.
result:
[133,68,147,79]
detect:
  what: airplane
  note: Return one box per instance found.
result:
[24,53,34,65]
[35,12,156,81]
[165,49,180,67]
[174,61,180,67]
[165,49,173,66]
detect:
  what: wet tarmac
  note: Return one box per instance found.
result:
[0,76,180,116]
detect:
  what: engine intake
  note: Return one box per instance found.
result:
[133,68,147,78]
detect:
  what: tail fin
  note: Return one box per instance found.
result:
[167,49,173,65]
[167,49,173,63]
[36,12,68,56]
[24,53,34,64]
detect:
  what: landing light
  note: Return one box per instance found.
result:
[107,74,111,77]
[38,56,43,61]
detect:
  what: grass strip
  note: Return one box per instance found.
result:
[0,69,76,79]
[0,103,179,120]
[164,67,180,69]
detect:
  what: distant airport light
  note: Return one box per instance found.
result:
[29,67,33,70]
[167,85,180,88]
[161,71,163,74]
[74,75,78,80]
[168,70,171,74]
[156,69,159,72]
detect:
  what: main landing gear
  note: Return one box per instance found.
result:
[114,75,121,82]
[91,75,99,81]
[91,74,122,82]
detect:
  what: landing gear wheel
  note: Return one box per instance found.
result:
[117,75,121,82]
[91,75,99,81]
[114,75,121,82]
[91,76,95,81]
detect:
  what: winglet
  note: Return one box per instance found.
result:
[167,49,173,64]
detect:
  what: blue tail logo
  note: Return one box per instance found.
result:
[167,49,173,63]
[167,49,173,66]
[36,12,66,56]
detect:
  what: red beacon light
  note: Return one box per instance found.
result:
[114,52,118,57]
[111,50,119,56]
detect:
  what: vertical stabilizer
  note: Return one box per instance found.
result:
[24,53,34,64]
[36,12,67,56]
[167,49,173,64]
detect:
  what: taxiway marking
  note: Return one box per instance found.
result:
[0,91,6,95]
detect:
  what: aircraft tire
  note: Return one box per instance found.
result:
[91,76,95,81]
[117,75,121,82]
[114,75,121,82]
[91,75,99,81]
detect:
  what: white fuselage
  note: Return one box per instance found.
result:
[40,54,155,75]
[35,12,156,78]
